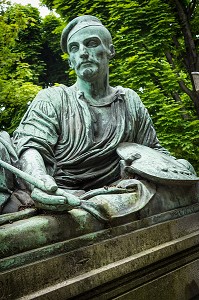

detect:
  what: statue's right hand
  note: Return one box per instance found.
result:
[31,175,81,211]
[31,187,66,206]
[31,175,67,211]
[37,174,58,193]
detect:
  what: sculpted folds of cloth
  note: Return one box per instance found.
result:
[0,15,198,222]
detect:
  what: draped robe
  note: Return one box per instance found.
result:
[13,84,168,191]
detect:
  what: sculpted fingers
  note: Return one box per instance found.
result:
[40,175,58,192]
[31,187,78,212]
[31,188,65,205]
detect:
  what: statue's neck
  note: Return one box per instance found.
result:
[76,73,112,103]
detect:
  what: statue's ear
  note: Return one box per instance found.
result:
[68,59,73,69]
[109,44,115,59]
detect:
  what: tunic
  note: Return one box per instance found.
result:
[13,84,168,191]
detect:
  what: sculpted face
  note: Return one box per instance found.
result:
[67,26,114,82]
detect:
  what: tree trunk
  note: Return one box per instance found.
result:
[168,0,199,117]
[172,0,199,73]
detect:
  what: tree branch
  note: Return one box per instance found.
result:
[165,50,196,106]
[165,50,192,95]
[178,80,193,98]
[189,0,197,17]
[172,92,190,120]
[171,0,198,73]
[165,51,175,68]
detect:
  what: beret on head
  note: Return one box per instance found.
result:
[60,15,104,53]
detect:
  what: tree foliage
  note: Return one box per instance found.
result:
[0,2,67,132]
[4,3,45,84]
[0,1,42,133]
[39,13,68,87]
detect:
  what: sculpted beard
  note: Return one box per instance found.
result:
[76,60,99,80]
[82,65,98,79]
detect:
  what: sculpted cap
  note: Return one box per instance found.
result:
[60,15,109,53]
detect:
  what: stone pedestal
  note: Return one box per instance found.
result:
[1,205,199,299]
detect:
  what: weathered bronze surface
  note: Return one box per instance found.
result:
[0,15,199,300]
[0,15,198,241]
[117,142,199,185]
[1,209,199,299]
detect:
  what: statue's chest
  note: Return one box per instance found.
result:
[88,106,113,141]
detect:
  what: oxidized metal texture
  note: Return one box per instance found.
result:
[117,143,199,185]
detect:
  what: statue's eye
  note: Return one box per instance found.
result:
[87,39,99,48]
[70,44,79,52]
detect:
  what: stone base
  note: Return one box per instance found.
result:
[1,205,199,299]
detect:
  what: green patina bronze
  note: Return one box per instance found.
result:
[0,15,198,235]
[1,16,199,300]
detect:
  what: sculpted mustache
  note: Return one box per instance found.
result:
[77,60,99,69]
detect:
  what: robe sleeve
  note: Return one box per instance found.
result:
[127,89,170,155]
[12,87,61,166]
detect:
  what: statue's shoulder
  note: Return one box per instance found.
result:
[32,84,73,109]
[122,87,140,98]
[117,86,142,105]
[36,84,70,99]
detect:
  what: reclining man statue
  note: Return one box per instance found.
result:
[0,15,198,221]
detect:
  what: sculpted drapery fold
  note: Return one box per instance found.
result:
[13,85,168,190]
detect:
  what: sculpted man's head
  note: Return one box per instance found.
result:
[60,15,115,82]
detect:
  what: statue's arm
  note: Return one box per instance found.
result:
[13,87,61,163]
[127,89,196,174]
[19,148,55,190]
[18,146,69,210]
[131,91,170,155]
[13,88,69,208]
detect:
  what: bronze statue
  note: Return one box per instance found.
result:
[0,15,198,220]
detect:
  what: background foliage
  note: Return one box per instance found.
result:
[0,1,66,132]
[0,0,199,172]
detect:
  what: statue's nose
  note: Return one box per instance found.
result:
[80,46,89,58]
